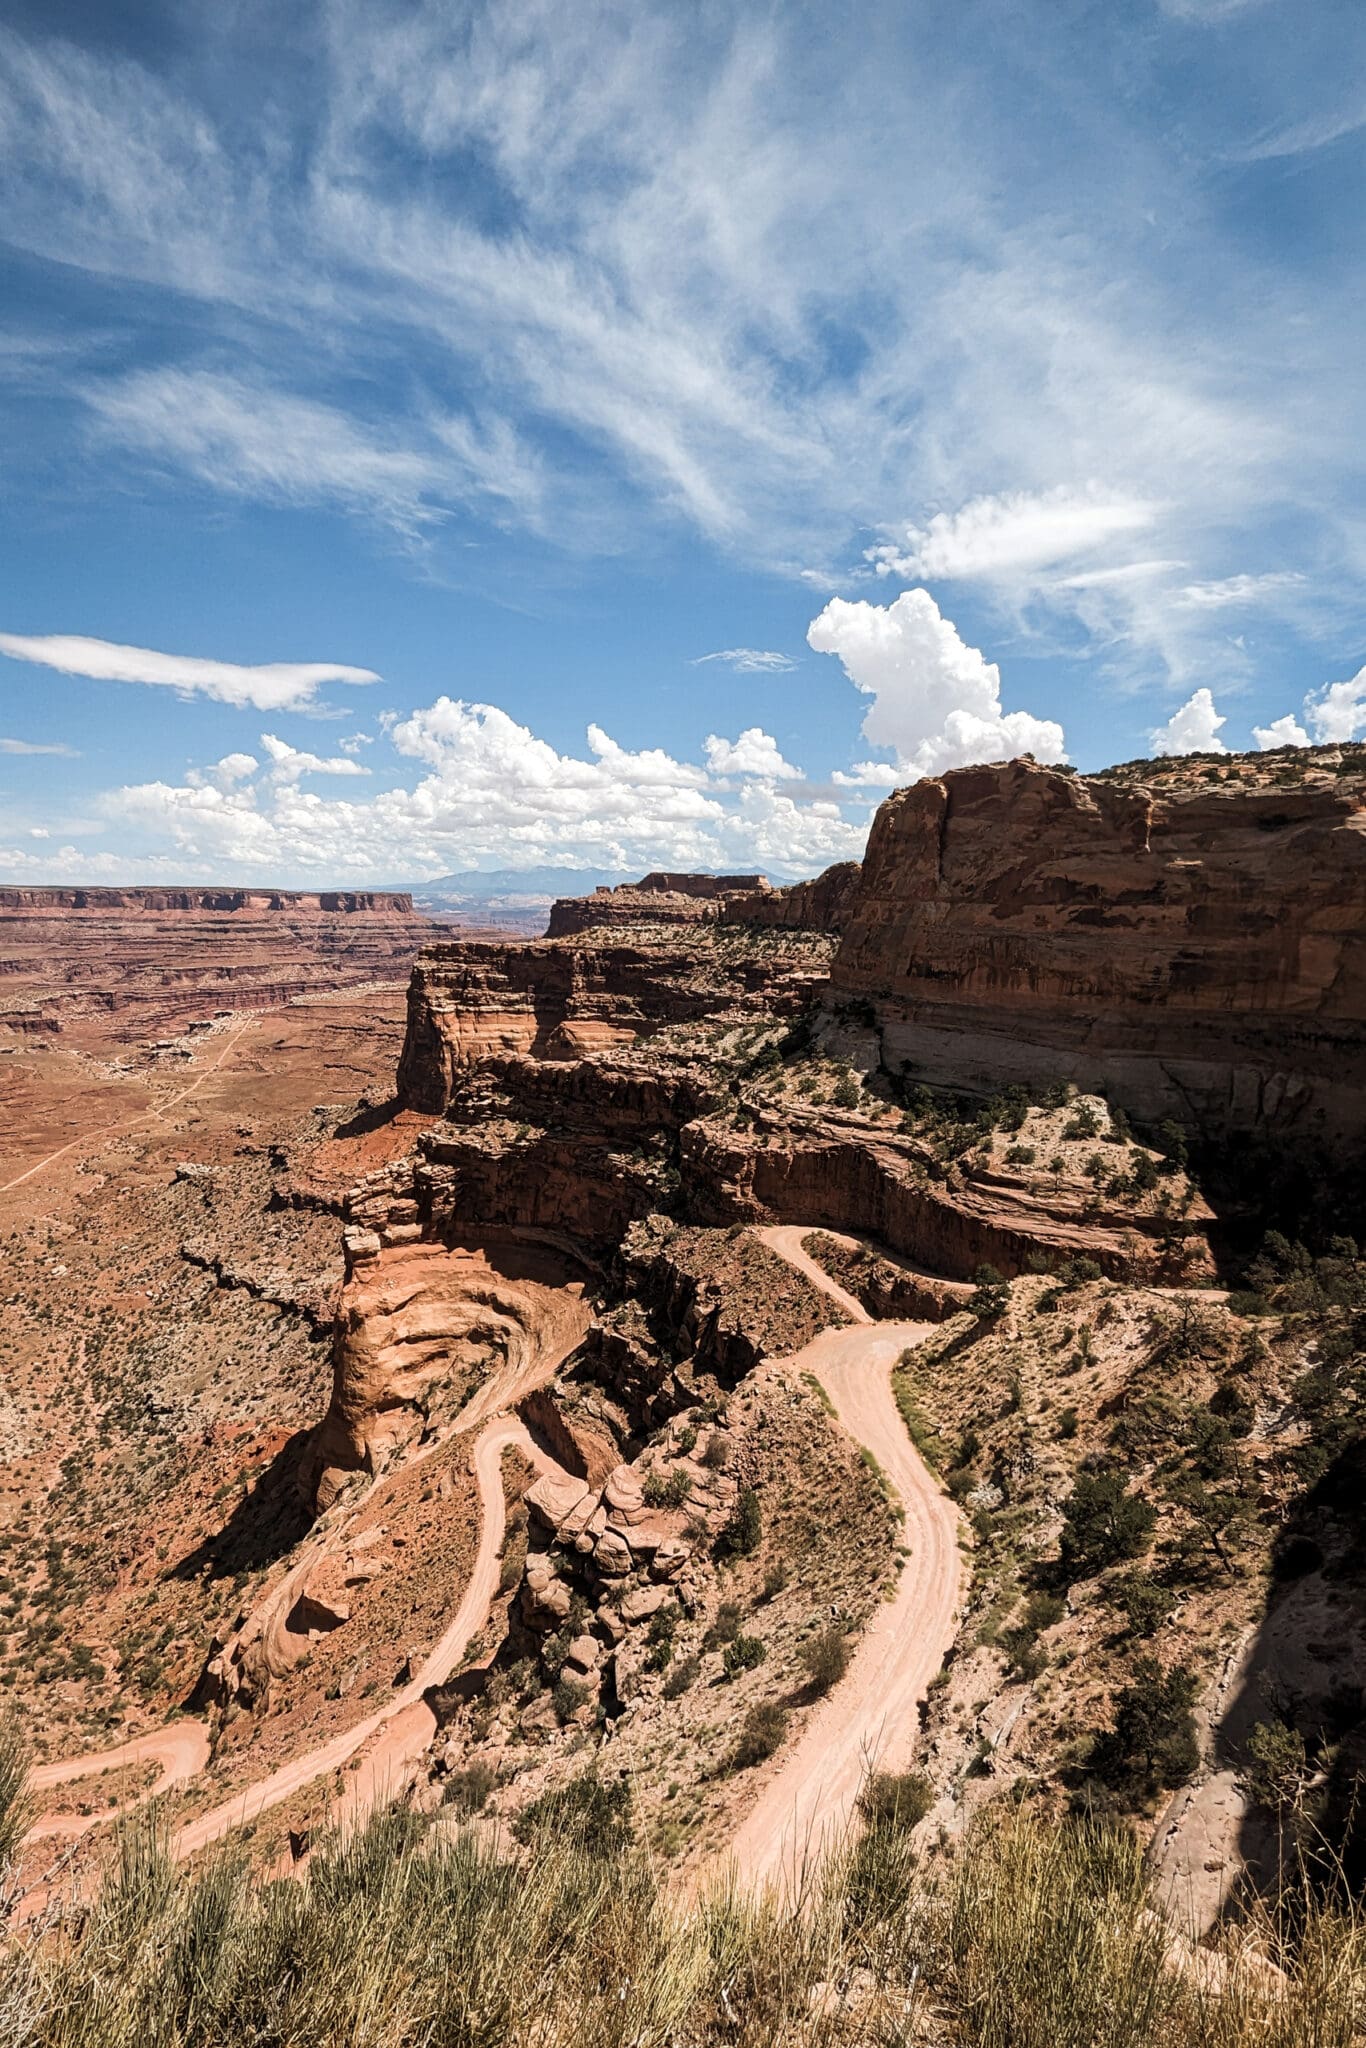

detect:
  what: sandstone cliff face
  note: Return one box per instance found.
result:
[544,863,861,939]
[396,929,833,1113]
[831,758,1366,1144]
[723,862,862,934]
[545,872,766,936]
[300,1236,591,1508]
[0,887,435,1047]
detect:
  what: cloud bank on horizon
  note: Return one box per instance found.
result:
[0,601,1050,882]
[0,0,1363,881]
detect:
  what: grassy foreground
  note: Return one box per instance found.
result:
[2,1746,1363,2044]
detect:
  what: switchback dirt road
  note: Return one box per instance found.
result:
[32,1219,960,1895]
[722,1227,963,1892]
[27,1721,212,1843]
[171,1414,569,1859]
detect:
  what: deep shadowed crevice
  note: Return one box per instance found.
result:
[169,1430,316,1582]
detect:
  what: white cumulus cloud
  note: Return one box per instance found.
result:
[830,761,903,788]
[1305,664,1366,744]
[806,588,1067,779]
[867,487,1156,583]
[1244,663,1366,750]
[87,695,868,884]
[187,751,259,791]
[1252,714,1310,750]
[259,733,371,782]
[1149,688,1228,756]
[703,729,802,780]
[0,632,378,712]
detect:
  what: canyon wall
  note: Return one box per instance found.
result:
[0,887,437,1047]
[545,863,861,939]
[831,757,1366,1146]
[396,928,833,1113]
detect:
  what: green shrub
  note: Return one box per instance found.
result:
[702,1601,743,1650]
[661,1654,701,1700]
[1059,1471,1156,1580]
[1110,1573,1175,1639]
[552,1675,592,1721]
[513,1767,632,1855]
[1245,1718,1308,1811]
[969,1281,1010,1321]
[732,1700,788,1768]
[716,1486,761,1558]
[443,1760,498,1815]
[800,1626,849,1696]
[858,1768,934,1831]
[642,1469,693,1509]
[1089,1656,1199,1796]
[722,1633,767,1679]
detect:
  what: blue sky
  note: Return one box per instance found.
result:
[1,0,1364,883]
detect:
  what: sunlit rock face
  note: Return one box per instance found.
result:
[831,757,1366,1147]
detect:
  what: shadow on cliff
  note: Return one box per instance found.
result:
[331,1095,405,1140]
[169,1430,316,1583]
[1213,1434,1366,1912]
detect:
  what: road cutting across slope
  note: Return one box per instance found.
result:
[172,1414,572,1859]
[26,1721,212,1843]
[721,1226,963,1893]
[0,1011,269,1194]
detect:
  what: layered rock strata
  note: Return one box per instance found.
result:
[832,756,1366,1146]
[363,1051,1207,1284]
[396,928,833,1113]
[300,1237,592,1508]
[544,863,861,939]
[0,887,438,1046]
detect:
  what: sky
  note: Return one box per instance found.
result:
[1,0,1364,884]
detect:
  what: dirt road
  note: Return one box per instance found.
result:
[0,1012,264,1194]
[171,1414,566,1860]
[721,1226,962,1892]
[26,1721,212,1843]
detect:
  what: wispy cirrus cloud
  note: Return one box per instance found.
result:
[1231,98,1366,162]
[0,736,80,756]
[866,488,1159,583]
[0,0,1362,727]
[85,371,448,541]
[0,632,378,712]
[691,648,797,673]
[1174,571,1304,608]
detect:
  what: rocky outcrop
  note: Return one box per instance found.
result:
[724,862,863,935]
[396,927,833,1114]
[546,873,767,936]
[300,1237,592,1509]
[545,864,861,940]
[831,756,1366,1147]
[681,1109,1207,1282]
[0,887,436,1047]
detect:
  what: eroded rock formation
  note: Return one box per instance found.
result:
[832,756,1366,1145]
[396,926,834,1113]
[301,1237,592,1508]
[543,863,861,939]
[0,887,439,1046]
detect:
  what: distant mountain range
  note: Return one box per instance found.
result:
[396,867,636,932]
